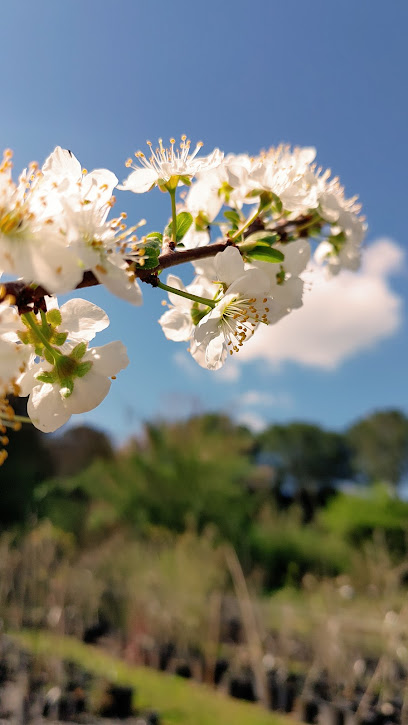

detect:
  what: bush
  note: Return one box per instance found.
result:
[248,506,350,589]
[319,485,408,555]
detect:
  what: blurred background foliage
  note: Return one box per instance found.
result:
[2,405,408,576]
[2,403,408,687]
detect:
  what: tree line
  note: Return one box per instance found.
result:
[1,402,408,530]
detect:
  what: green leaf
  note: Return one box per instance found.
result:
[165,212,193,242]
[145,232,163,250]
[46,309,62,327]
[248,246,285,263]
[238,231,280,254]
[259,191,274,211]
[224,210,241,227]
[174,211,193,242]
[146,232,163,242]
[245,231,279,246]
[71,342,87,360]
[136,247,159,270]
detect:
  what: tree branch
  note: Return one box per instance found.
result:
[0,214,315,312]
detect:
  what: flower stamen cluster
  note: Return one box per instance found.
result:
[219,295,270,354]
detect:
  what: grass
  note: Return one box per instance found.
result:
[12,630,289,725]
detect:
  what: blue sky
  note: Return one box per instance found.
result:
[1,0,407,441]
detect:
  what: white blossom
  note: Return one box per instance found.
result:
[119,136,224,193]
[186,154,260,216]
[40,147,144,305]
[0,137,368,444]
[159,274,215,342]
[250,145,319,213]
[192,247,285,369]
[314,181,367,274]
[0,151,83,293]
[26,341,129,432]
[0,298,30,394]
[249,239,311,310]
[18,298,129,432]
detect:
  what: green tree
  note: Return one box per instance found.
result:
[347,409,408,488]
[47,424,115,477]
[38,415,256,549]
[258,422,353,518]
[0,397,54,526]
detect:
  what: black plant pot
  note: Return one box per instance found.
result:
[229,676,257,702]
[100,684,134,719]
[298,697,320,724]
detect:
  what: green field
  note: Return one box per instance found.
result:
[13,631,290,725]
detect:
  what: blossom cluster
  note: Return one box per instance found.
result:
[0,137,366,455]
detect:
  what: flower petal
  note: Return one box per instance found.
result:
[85,341,129,377]
[190,335,226,370]
[159,308,193,342]
[65,370,112,414]
[166,275,192,310]
[215,247,245,286]
[42,146,82,180]
[28,383,71,432]
[227,269,271,297]
[94,262,143,306]
[60,299,110,341]
[119,168,158,193]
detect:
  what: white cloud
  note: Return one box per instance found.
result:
[213,362,241,383]
[238,238,404,370]
[236,411,267,432]
[173,350,241,383]
[239,390,293,408]
[172,350,201,378]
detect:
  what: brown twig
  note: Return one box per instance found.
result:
[0,214,316,313]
